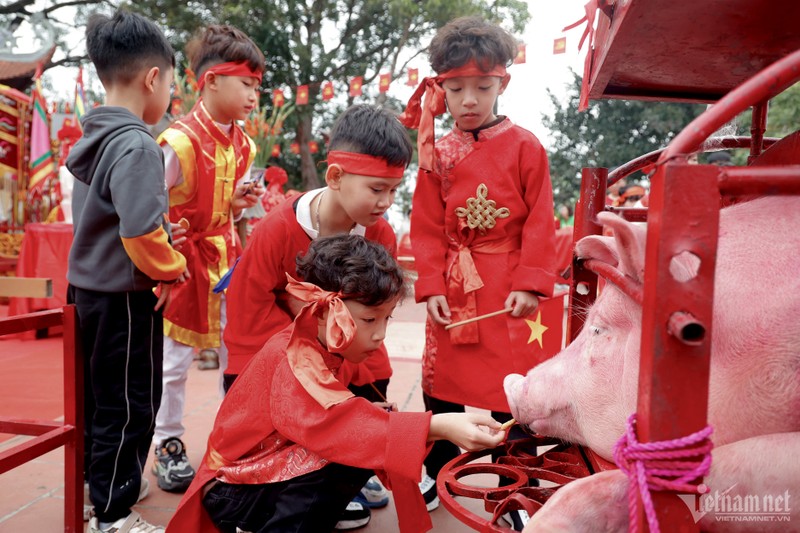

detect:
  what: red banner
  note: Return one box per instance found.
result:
[321,81,334,101]
[295,85,309,105]
[407,68,419,87]
[379,73,391,93]
[514,43,527,64]
[273,89,285,107]
[349,76,363,97]
[553,37,567,55]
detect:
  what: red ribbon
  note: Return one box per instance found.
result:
[562,0,599,111]
[197,61,264,91]
[284,275,356,408]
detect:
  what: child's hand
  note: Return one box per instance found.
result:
[374,401,398,413]
[428,412,505,452]
[169,222,187,251]
[505,291,539,318]
[426,295,452,325]
[232,180,265,215]
[177,267,191,283]
[155,282,173,311]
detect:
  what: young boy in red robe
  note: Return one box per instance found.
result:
[222,104,422,525]
[400,16,557,530]
[168,234,506,533]
[152,25,266,493]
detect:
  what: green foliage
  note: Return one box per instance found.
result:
[543,71,704,205]
[766,82,800,138]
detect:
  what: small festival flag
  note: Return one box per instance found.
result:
[514,43,527,64]
[321,81,334,101]
[407,68,419,86]
[271,144,281,157]
[308,140,319,154]
[379,73,391,93]
[349,76,363,97]
[273,88,285,107]
[74,66,87,129]
[28,65,56,194]
[296,85,309,105]
[290,142,300,155]
[553,37,567,55]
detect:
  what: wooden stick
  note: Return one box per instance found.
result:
[444,308,513,330]
[500,418,516,431]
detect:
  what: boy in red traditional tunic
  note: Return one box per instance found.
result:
[152,25,266,494]
[168,234,507,533]
[400,16,557,529]
[222,104,437,525]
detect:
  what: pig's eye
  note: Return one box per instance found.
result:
[589,325,601,336]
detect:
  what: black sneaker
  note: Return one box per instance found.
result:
[502,509,530,531]
[334,500,371,530]
[419,474,439,511]
[152,437,195,492]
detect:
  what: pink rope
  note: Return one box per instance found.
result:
[613,413,713,533]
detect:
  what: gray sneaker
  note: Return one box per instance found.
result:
[152,437,196,492]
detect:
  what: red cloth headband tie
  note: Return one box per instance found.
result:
[399,60,508,171]
[197,61,264,91]
[326,151,405,179]
[283,274,356,408]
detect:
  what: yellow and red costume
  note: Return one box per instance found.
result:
[158,100,256,347]
[168,277,432,533]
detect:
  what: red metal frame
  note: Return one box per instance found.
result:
[0,307,84,532]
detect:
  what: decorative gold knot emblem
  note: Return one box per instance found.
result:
[455,183,510,233]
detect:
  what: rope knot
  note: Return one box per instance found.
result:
[613,413,713,533]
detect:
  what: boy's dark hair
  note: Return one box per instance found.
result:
[86,9,175,87]
[296,234,407,306]
[186,25,266,79]
[429,16,517,74]
[328,105,413,168]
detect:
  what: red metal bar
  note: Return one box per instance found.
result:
[0,426,74,472]
[0,308,65,335]
[637,163,719,530]
[662,48,800,161]
[568,168,607,341]
[718,166,800,197]
[748,101,768,164]
[606,206,648,222]
[0,419,61,435]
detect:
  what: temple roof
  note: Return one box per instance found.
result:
[0,45,57,92]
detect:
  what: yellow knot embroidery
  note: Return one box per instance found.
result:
[455,183,510,233]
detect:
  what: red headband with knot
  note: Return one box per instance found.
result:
[197,61,264,91]
[326,151,405,179]
[284,274,356,408]
[399,60,508,171]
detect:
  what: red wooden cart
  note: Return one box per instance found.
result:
[438,0,800,530]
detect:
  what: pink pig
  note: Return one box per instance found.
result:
[504,196,800,532]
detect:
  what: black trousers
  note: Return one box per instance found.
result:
[69,286,163,522]
[203,461,372,532]
[422,392,528,483]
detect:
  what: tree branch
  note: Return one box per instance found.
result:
[0,0,35,16]
[42,0,106,16]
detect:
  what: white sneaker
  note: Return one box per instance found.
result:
[419,474,439,512]
[334,500,371,530]
[88,511,164,532]
[84,478,150,521]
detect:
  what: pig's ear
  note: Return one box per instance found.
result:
[596,212,647,282]
[575,235,619,267]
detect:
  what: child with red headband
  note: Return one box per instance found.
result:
[151,25,266,495]
[400,16,557,530]
[222,104,436,527]
[168,234,507,533]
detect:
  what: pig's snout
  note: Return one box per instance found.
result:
[504,373,526,418]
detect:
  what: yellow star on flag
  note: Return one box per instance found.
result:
[525,311,548,348]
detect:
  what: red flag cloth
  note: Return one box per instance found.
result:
[407,68,419,87]
[321,81,334,101]
[349,76,363,97]
[28,78,56,194]
[379,73,391,93]
[290,142,300,154]
[562,0,599,110]
[273,89,285,107]
[308,140,319,154]
[271,144,281,157]
[553,37,567,54]
[296,85,309,105]
[514,44,527,64]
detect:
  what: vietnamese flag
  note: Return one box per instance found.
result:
[296,85,309,105]
[308,140,319,154]
[509,294,565,367]
[407,68,419,87]
[379,73,391,93]
[271,144,281,157]
[290,142,300,155]
[322,81,334,101]
[349,76,363,97]
[514,43,526,64]
[273,88,285,107]
[553,37,567,55]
